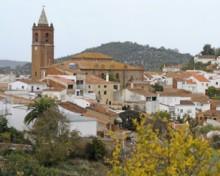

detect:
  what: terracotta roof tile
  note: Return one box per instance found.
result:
[85,75,115,84]
[180,100,194,105]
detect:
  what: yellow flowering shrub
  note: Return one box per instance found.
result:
[108,116,220,176]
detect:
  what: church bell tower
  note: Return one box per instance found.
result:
[32,8,54,80]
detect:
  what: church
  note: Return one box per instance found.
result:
[31,9,144,88]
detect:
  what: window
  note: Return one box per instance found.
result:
[104,91,107,95]
[101,73,105,79]
[152,97,157,101]
[21,86,24,89]
[98,85,100,88]
[76,80,83,84]
[116,73,119,80]
[35,72,37,77]
[98,91,101,95]
[113,85,118,90]
[45,33,49,43]
[88,85,91,89]
[180,109,183,113]
[68,85,73,89]
[34,33,38,42]
[216,82,219,85]
[36,87,40,90]
[104,85,107,88]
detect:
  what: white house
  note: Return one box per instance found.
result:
[59,106,97,137]
[175,100,196,119]
[8,79,47,92]
[158,89,204,119]
[176,72,209,94]
[115,89,159,114]
[194,55,217,64]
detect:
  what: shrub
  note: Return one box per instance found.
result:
[86,138,106,161]
[0,116,8,133]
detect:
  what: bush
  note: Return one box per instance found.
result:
[151,83,163,92]
[0,116,8,133]
[86,138,106,161]
[1,152,61,176]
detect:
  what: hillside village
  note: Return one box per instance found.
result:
[1,8,220,175]
[0,8,220,138]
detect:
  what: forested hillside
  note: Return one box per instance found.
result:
[84,42,192,70]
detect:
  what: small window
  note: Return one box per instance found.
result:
[98,85,100,88]
[45,33,49,43]
[98,91,101,95]
[104,91,107,95]
[21,86,24,89]
[34,33,38,42]
[101,73,105,79]
[76,80,83,85]
[36,87,40,90]
[104,85,107,88]
[88,85,91,89]
[152,97,157,101]
[68,85,73,89]
[113,85,118,90]
[35,72,37,76]
[116,73,119,79]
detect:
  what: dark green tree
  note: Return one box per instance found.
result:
[201,44,215,55]
[0,116,8,133]
[207,86,217,98]
[151,83,163,92]
[86,138,106,161]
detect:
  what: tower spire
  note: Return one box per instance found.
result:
[38,6,48,25]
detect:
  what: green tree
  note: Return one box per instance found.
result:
[29,108,71,166]
[0,116,8,133]
[207,86,217,98]
[24,97,56,125]
[151,83,163,92]
[215,48,220,56]
[182,57,194,70]
[201,44,215,55]
[86,138,106,161]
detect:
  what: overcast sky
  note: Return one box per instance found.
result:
[0,0,220,61]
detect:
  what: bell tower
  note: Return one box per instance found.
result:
[32,8,54,80]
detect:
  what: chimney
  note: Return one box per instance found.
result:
[106,72,109,82]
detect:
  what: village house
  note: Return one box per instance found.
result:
[59,101,118,135]
[114,88,159,114]
[158,88,210,119]
[194,55,220,65]
[175,100,196,119]
[84,74,120,105]
[59,104,97,137]
[8,79,47,92]
[162,64,181,72]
